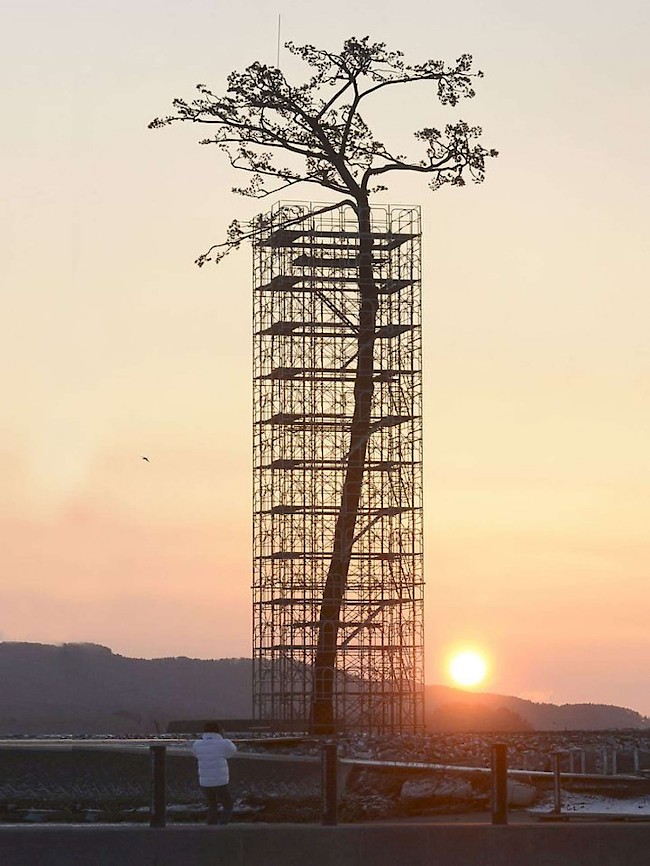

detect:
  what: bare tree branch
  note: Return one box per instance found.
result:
[150,36,496,242]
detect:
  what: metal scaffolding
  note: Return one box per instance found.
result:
[252,201,424,733]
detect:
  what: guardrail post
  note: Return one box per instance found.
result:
[552,752,562,814]
[491,743,508,825]
[150,744,167,828]
[321,741,338,826]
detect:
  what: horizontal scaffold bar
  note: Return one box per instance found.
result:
[254,598,422,607]
[255,275,416,294]
[259,459,416,470]
[258,413,416,430]
[259,505,412,516]
[258,366,416,382]
[263,642,419,648]
[260,228,418,250]
[260,551,417,560]
[257,322,416,338]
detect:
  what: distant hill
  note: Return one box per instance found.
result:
[424,685,648,732]
[0,642,251,735]
[0,642,647,734]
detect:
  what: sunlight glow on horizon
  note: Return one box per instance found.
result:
[448,650,489,689]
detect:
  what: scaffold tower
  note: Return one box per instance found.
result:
[252,201,424,733]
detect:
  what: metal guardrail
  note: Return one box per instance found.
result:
[3,738,649,827]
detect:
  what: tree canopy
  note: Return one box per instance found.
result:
[150,36,497,264]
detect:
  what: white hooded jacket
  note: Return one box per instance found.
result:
[191,732,237,787]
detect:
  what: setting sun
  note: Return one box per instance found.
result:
[449,651,488,688]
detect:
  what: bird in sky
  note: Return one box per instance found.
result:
[141,456,149,462]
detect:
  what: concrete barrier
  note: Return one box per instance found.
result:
[2,822,650,866]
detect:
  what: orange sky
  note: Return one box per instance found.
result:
[2,1,650,714]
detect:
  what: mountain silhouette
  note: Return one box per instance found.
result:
[0,642,646,734]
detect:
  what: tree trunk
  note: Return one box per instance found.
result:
[310,197,377,733]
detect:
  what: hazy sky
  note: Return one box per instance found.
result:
[2,1,649,713]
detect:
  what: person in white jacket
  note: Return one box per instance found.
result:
[191,721,238,824]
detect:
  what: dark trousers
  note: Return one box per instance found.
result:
[202,784,233,825]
